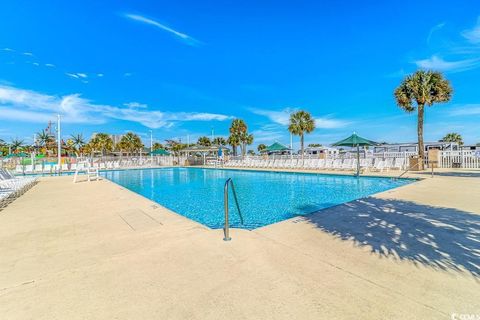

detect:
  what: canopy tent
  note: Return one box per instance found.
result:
[150,149,171,156]
[264,142,291,154]
[5,152,28,158]
[332,133,377,176]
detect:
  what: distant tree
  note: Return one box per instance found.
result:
[229,119,249,157]
[476,142,480,147]
[197,136,212,147]
[257,143,267,152]
[240,132,254,157]
[70,134,86,156]
[10,139,24,152]
[288,110,315,161]
[394,70,452,170]
[36,129,55,155]
[89,133,114,156]
[212,137,226,146]
[247,150,255,156]
[227,135,240,156]
[118,132,144,155]
[440,132,463,146]
[307,143,322,148]
[152,142,164,150]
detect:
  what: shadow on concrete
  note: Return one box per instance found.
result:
[303,198,480,277]
[417,171,480,178]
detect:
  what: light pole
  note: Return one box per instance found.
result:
[150,130,153,167]
[57,114,61,171]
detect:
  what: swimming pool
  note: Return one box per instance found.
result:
[101,167,413,229]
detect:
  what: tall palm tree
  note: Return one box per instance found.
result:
[197,136,212,147]
[288,110,315,161]
[212,137,226,146]
[70,134,86,156]
[394,70,452,170]
[227,135,240,156]
[118,132,143,156]
[441,132,463,146]
[89,133,114,156]
[239,132,254,157]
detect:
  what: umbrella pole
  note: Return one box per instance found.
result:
[356,145,360,177]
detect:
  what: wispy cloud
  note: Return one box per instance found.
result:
[0,85,233,129]
[45,63,55,68]
[427,22,446,43]
[249,107,349,129]
[23,52,34,56]
[124,102,147,109]
[414,55,480,72]
[1,48,14,52]
[449,104,480,116]
[461,17,480,44]
[124,72,132,77]
[123,13,201,46]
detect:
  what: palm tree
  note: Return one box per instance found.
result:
[36,129,55,155]
[227,135,240,156]
[212,137,226,146]
[197,136,212,147]
[10,139,24,153]
[118,132,143,156]
[70,134,86,156]
[239,132,254,157]
[394,70,452,170]
[89,133,114,156]
[152,142,164,150]
[257,143,267,153]
[288,110,315,161]
[441,132,463,146]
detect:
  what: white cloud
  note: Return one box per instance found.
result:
[427,22,446,43]
[97,73,104,77]
[449,104,480,116]
[66,73,80,79]
[0,85,233,129]
[249,107,348,129]
[23,52,34,56]
[45,63,55,67]
[414,55,480,72]
[77,73,88,78]
[124,102,148,109]
[32,62,40,66]
[461,17,480,43]
[124,72,132,77]
[124,13,201,46]
[1,48,14,52]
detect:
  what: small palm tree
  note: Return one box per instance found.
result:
[394,70,452,170]
[36,129,55,154]
[89,133,114,156]
[10,139,24,152]
[257,144,267,153]
[118,132,143,156]
[70,134,86,156]
[197,136,212,147]
[152,142,164,150]
[441,132,463,146]
[212,137,226,146]
[288,110,315,161]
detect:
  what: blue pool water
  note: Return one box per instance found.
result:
[101,167,413,229]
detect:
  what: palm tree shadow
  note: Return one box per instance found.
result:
[299,198,480,277]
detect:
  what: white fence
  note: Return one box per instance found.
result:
[440,151,480,169]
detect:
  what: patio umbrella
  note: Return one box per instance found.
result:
[331,133,377,176]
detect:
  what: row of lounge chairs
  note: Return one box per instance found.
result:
[224,157,408,172]
[0,169,37,208]
[13,157,174,175]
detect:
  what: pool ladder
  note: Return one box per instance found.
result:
[223,178,244,241]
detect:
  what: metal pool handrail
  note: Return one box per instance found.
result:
[223,178,244,241]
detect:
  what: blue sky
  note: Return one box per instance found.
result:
[0,0,479,149]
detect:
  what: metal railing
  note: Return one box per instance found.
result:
[223,178,243,241]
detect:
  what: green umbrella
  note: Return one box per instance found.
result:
[332,133,377,176]
[6,152,28,158]
[150,149,171,156]
[264,142,290,153]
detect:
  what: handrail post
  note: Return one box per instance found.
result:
[223,178,231,241]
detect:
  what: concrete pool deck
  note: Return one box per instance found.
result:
[0,168,479,319]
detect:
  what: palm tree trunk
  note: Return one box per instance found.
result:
[417,104,425,170]
[300,133,304,162]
